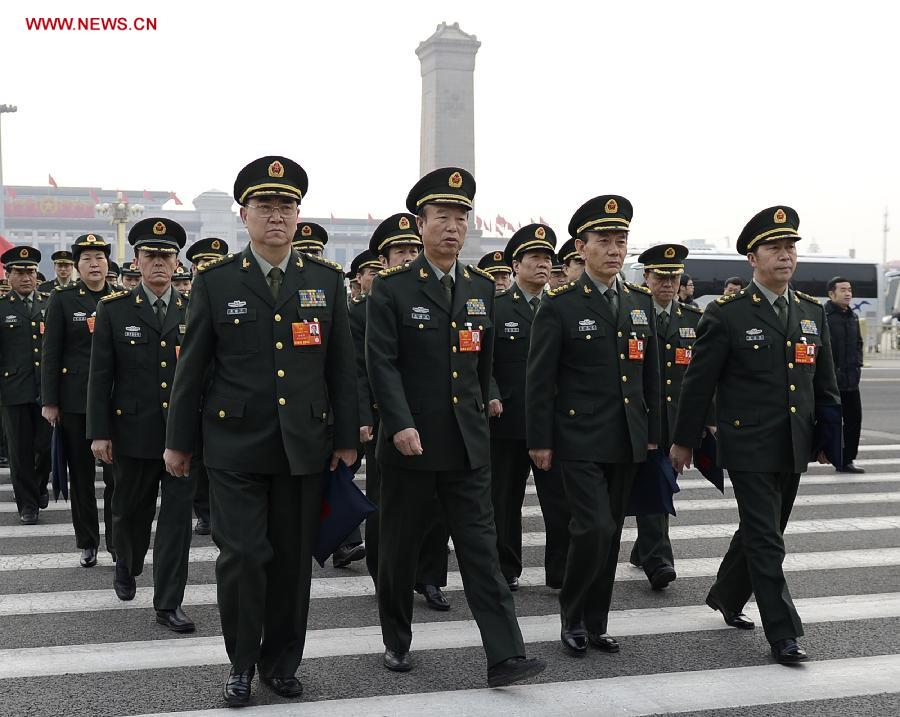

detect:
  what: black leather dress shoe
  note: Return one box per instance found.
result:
[560,623,588,655]
[260,674,303,698]
[224,665,254,707]
[415,584,450,611]
[194,518,211,535]
[705,595,754,629]
[487,657,546,687]
[80,547,97,568]
[20,510,39,525]
[156,606,196,633]
[39,491,50,509]
[587,632,620,652]
[507,576,519,591]
[650,565,677,590]
[837,462,866,474]
[108,549,117,564]
[383,649,412,672]
[771,638,808,664]
[114,561,136,601]
[332,542,366,568]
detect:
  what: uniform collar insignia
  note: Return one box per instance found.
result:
[462,267,470,280]
[513,292,520,300]
[242,257,251,270]
[752,293,762,303]
[135,294,143,304]
[583,283,592,294]
[419,267,428,279]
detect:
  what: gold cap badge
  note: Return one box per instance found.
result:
[605,198,618,214]
[535,226,546,240]
[448,171,463,189]
[19,248,28,258]
[774,208,787,224]
[211,240,220,250]
[664,246,676,259]
[493,251,503,261]
[152,221,167,235]
[301,225,312,237]
[268,160,284,178]
[86,234,98,243]
[398,216,410,230]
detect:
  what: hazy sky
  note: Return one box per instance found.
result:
[1,1,897,260]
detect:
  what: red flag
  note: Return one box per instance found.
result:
[367,213,375,222]
[4,187,15,200]
[539,216,548,225]
[330,212,335,221]
[120,191,129,203]
[143,189,152,200]
[48,174,58,188]
[496,214,507,230]
[168,191,182,206]
[475,215,483,230]
[90,189,100,204]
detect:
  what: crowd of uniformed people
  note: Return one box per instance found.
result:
[0,155,859,707]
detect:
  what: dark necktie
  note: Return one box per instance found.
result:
[657,310,669,337]
[154,298,166,329]
[268,267,284,301]
[440,274,454,308]
[774,295,788,331]
[24,296,32,315]
[604,287,618,316]
[529,296,540,313]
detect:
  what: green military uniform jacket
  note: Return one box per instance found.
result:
[672,281,841,473]
[490,287,536,441]
[39,279,73,294]
[349,295,375,428]
[366,253,495,471]
[41,282,112,413]
[526,273,661,463]
[0,291,50,406]
[86,285,188,459]
[165,247,358,475]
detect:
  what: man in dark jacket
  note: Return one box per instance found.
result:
[825,276,865,473]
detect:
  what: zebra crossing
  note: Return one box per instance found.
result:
[1,441,898,716]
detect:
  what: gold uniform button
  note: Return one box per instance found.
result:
[62,368,68,374]
[621,376,627,382]
[452,371,458,379]
[451,321,457,328]
[624,397,630,405]
[617,331,623,337]
[510,336,515,341]
[585,334,591,340]
[218,410,226,418]
[161,382,167,389]
[666,361,672,368]
[31,321,36,327]
[274,313,282,322]
[568,409,576,416]
[478,325,483,330]
[277,369,285,378]
[666,396,672,402]
[160,361,167,368]
[276,341,283,349]
[418,323,424,329]
[665,343,671,350]
[33,347,39,353]
[620,353,625,360]
[788,362,794,369]
[160,341,167,347]
[790,406,797,413]
[786,340,792,347]
[734,419,741,427]
[130,340,135,345]
[116,409,123,416]
[790,384,796,391]
[32,334,38,340]
[162,402,168,409]
[753,344,759,350]
[666,379,672,385]
[233,318,240,325]
[452,396,459,405]
[279,398,286,406]
[34,361,40,367]
[452,346,458,353]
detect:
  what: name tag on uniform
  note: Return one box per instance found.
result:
[630,309,649,326]
[411,306,431,321]
[298,289,327,308]
[459,329,481,352]
[628,337,645,360]
[675,347,692,365]
[86,316,95,334]
[226,300,248,316]
[504,321,520,334]
[4,314,17,325]
[800,319,819,336]
[124,325,141,338]
[73,311,87,322]
[795,342,816,364]
[292,320,322,346]
[745,328,765,342]
[679,327,696,339]
[578,319,596,332]
[466,298,486,316]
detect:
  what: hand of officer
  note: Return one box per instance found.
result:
[163,448,192,477]
[359,426,374,443]
[41,405,60,427]
[529,448,553,471]
[816,450,829,465]
[91,439,114,465]
[488,399,503,418]
[330,448,358,471]
[670,443,693,473]
[393,427,424,456]
[647,443,658,450]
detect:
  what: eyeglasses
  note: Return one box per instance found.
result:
[247,202,298,218]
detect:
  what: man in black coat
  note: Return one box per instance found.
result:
[0,246,51,524]
[41,234,114,567]
[825,276,865,473]
[366,167,544,687]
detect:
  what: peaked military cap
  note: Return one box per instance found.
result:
[173,265,192,282]
[349,249,382,278]
[128,217,186,253]
[568,195,633,238]
[1,246,41,269]
[0,279,9,290]
[51,250,75,264]
[37,272,47,282]
[638,243,689,275]
[233,155,308,206]
[557,237,582,265]
[186,237,229,265]
[406,166,476,213]
[504,223,557,267]
[477,251,511,276]
[736,205,801,255]
[369,213,422,255]
[121,261,141,278]
[292,222,328,252]
[107,261,120,278]
[72,234,111,262]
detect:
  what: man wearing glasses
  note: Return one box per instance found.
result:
[165,156,357,707]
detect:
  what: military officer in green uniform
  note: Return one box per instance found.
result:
[670,206,841,664]
[106,261,121,290]
[489,224,571,590]
[549,254,567,290]
[292,221,328,257]
[38,250,76,292]
[628,244,711,590]
[172,265,192,295]
[164,156,358,707]
[120,261,141,290]
[526,195,661,656]
[41,234,115,566]
[0,247,52,524]
[86,218,195,633]
[366,167,544,687]
[557,237,585,283]
[477,251,513,294]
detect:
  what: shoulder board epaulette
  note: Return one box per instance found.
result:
[351,294,367,304]
[377,263,412,278]
[38,292,51,300]
[796,290,821,305]
[305,253,342,272]
[547,281,578,298]
[624,281,651,295]
[100,290,130,303]
[715,289,750,306]
[680,302,702,314]
[55,283,78,293]
[197,253,237,273]
[468,264,495,282]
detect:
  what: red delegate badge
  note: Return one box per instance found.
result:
[675,347,692,365]
[795,342,816,365]
[292,320,322,347]
[459,329,481,352]
[86,317,95,334]
[628,338,644,360]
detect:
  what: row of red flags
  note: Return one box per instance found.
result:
[5,179,183,206]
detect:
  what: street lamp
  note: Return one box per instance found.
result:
[95,192,144,264]
[0,104,18,237]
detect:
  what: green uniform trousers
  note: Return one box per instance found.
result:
[629,513,674,579]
